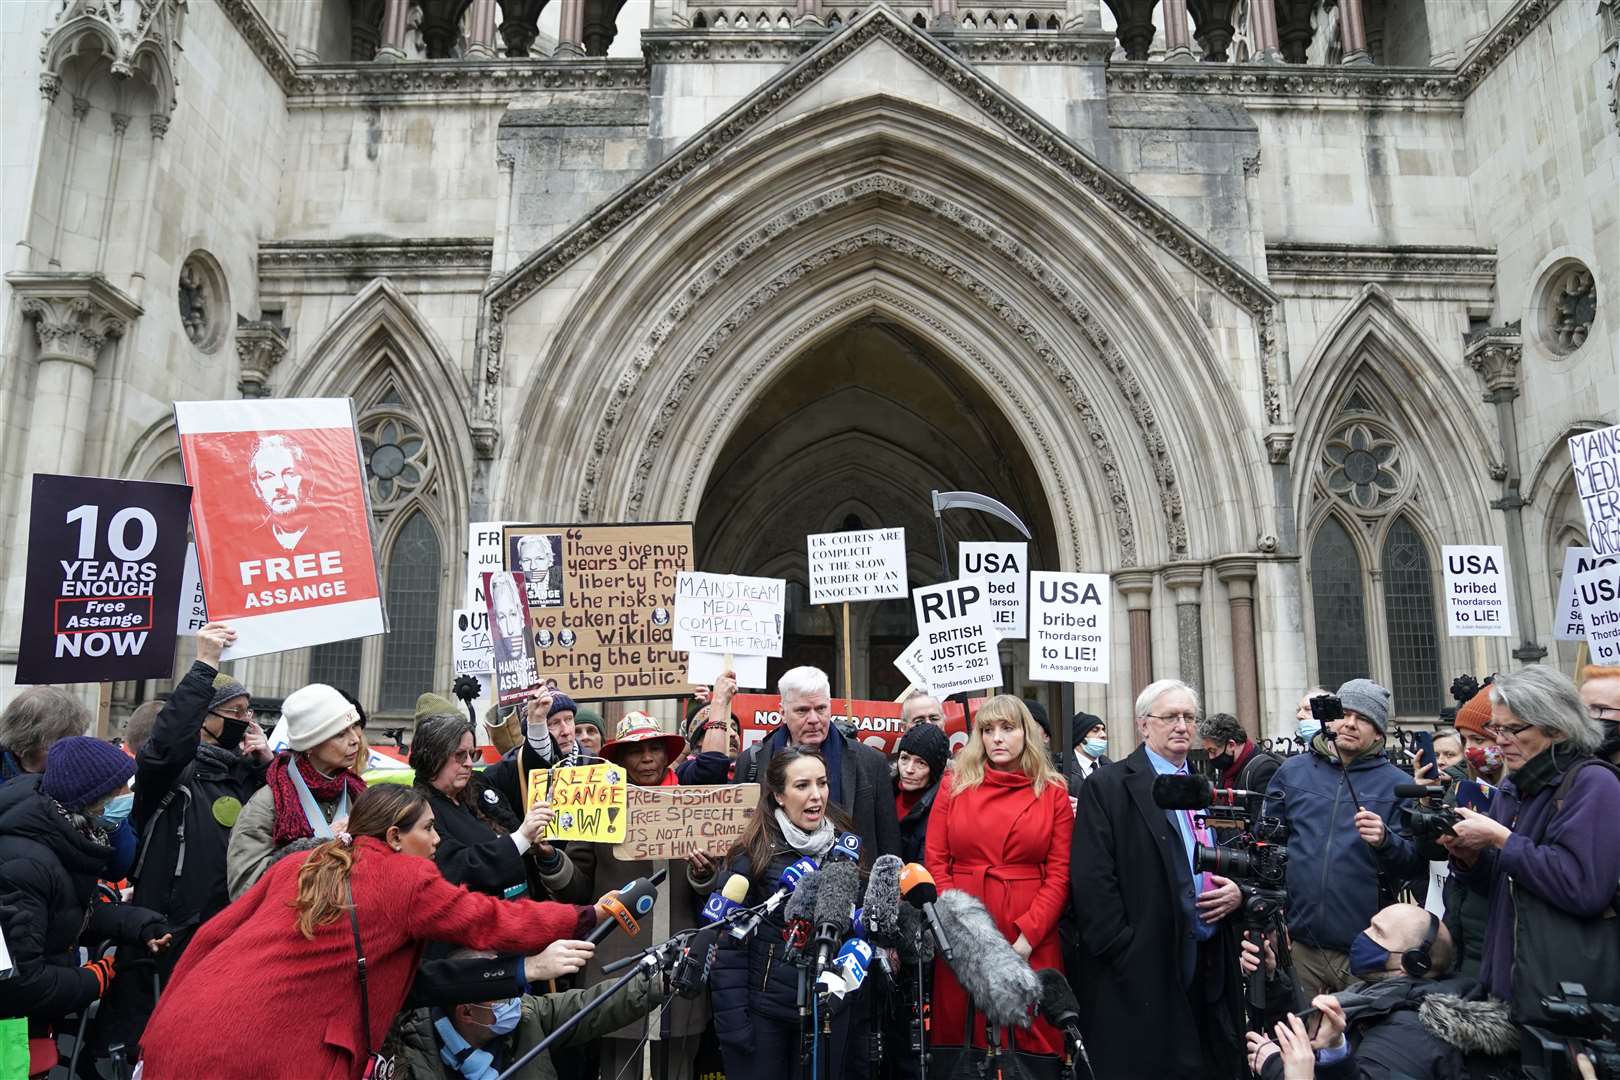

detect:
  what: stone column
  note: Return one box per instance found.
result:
[234,317,289,398]
[554,0,587,55]
[1162,563,1206,696]
[128,113,168,301]
[1215,557,1260,739]
[929,0,954,31]
[376,0,411,61]
[1162,0,1195,61]
[465,0,498,57]
[1249,0,1281,62]
[1114,570,1155,703]
[1338,0,1371,64]
[1465,325,1546,664]
[96,113,131,273]
[289,0,324,63]
[48,98,91,269]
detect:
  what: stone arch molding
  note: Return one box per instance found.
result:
[41,0,184,114]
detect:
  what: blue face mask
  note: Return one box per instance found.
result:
[99,792,134,830]
[1348,931,1390,977]
[477,997,522,1036]
[1082,739,1108,759]
[1297,718,1322,742]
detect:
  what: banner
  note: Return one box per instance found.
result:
[466,521,512,609]
[733,692,970,756]
[960,541,1028,638]
[175,398,385,659]
[1028,571,1111,683]
[911,579,1001,695]
[485,571,541,705]
[525,762,629,843]
[503,522,694,700]
[613,783,760,861]
[1573,560,1620,666]
[674,572,785,658]
[1570,425,1620,557]
[807,528,907,605]
[175,542,208,635]
[1553,547,1620,641]
[17,474,191,684]
[1441,545,1512,637]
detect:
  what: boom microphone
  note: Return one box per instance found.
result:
[1393,783,1446,800]
[811,860,862,975]
[1151,773,1262,811]
[933,890,1039,1029]
[899,863,954,965]
[1034,968,1083,1043]
[587,868,667,945]
[863,854,904,944]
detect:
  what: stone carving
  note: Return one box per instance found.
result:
[212,0,300,90]
[1545,263,1596,354]
[1264,430,1294,465]
[234,315,289,398]
[1463,322,1523,396]
[1321,421,1402,510]
[1106,64,1460,108]
[360,414,432,504]
[258,238,494,280]
[1266,243,1497,286]
[288,60,649,107]
[1453,0,1563,95]
[41,0,186,112]
[1242,149,1262,176]
[178,260,211,346]
[20,295,129,368]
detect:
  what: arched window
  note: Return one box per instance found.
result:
[1381,516,1441,713]
[379,511,442,712]
[1311,516,1370,693]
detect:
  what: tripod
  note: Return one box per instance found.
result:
[1237,882,1294,1030]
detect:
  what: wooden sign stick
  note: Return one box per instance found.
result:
[96,681,112,741]
[842,601,854,720]
[893,683,916,703]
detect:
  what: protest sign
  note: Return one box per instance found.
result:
[910,580,1001,695]
[807,528,907,605]
[502,522,695,700]
[17,474,191,684]
[1028,571,1111,683]
[733,693,970,756]
[1442,545,1512,637]
[687,650,767,689]
[613,783,760,861]
[453,607,492,680]
[525,761,629,843]
[176,543,208,635]
[175,398,385,659]
[466,521,512,609]
[1573,560,1620,666]
[485,571,541,705]
[1553,547,1620,640]
[960,542,1028,638]
[894,635,934,694]
[1570,425,1620,557]
[674,572,785,657]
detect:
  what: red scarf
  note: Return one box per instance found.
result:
[266,751,367,848]
[1221,741,1257,786]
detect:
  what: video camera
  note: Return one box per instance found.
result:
[1521,984,1620,1080]
[1151,774,1289,890]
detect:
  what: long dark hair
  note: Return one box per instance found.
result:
[731,746,853,881]
[290,785,429,938]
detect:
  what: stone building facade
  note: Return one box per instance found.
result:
[0,0,1614,742]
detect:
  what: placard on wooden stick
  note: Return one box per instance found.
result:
[612,783,760,861]
[525,762,629,843]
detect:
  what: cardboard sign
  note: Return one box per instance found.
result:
[175,398,385,659]
[485,571,541,705]
[911,579,1001,695]
[960,542,1028,638]
[466,521,512,609]
[176,542,209,635]
[673,572,785,657]
[688,650,768,689]
[1570,425,1620,557]
[733,693,970,756]
[17,474,192,684]
[1028,571,1111,683]
[612,783,761,861]
[502,523,694,700]
[1553,547,1620,640]
[807,528,907,605]
[1442,545,1512,637]
[526,762,629,842]
[1573,560,1620,666]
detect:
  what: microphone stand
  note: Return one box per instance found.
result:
[912,922,930,1080]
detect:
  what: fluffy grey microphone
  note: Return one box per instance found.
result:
[782,869,822,926]
[864,855,904,943]
[811,860,862,971]
[934,890,1039,1029]
[895,905,934,964]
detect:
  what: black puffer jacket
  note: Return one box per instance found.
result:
[0,776,163,1032]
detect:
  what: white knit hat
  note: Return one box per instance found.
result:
[281,683,360,752]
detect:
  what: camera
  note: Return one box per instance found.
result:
[1521,984,1620,1080]
[1309,694,1344,724]
[1194,815,1289,891]
[1406,802,1461,844]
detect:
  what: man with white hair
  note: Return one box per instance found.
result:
[732,665,901,858]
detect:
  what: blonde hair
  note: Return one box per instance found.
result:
[950,695,1063,797]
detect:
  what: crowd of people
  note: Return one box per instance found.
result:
[1,617,1618,1080]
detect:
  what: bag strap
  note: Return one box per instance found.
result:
[346,881,372,1054]
[1537,758,1620,913]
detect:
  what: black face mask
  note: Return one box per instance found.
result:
[1209,751,1235,774]
[1600,720,1620,761]
[216,717,249,753]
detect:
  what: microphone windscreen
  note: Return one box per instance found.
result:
[1034,968,1080,1028]
[1392,783,1445,799]
[721,873,751,904]
[934,889,1038,1028]
[812,860,861,932]
[1150,773,1212,810]
[894,905,934,964]
[782,870,822,924]
[899,862,938,906]
[864,855,903,942]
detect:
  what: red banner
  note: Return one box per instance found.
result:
[732,693,970,756]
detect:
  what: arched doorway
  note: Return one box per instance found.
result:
[693,318,1058,700]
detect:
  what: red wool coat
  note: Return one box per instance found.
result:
[138,836,593,1080]
[924,766,1074,1057]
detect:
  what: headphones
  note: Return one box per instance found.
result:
[1401,912,1440,977]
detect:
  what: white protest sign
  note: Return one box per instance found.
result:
[1027,572,1111,683]
[1573,560,1620,666]
[911,579,1000,694]
[894,634,934,693]
[466,521,512,609]
[453,607,492,678]
[687,650,768,689]
[808,528,907,605]
[1570,425,1620,557]
[176,543,208,635]
[1441,545,1512,637]
[1553,547,1619,641]
[674,572,785,657]
[959,542,1027,639]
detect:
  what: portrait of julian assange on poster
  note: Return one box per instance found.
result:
[175,398,386,659]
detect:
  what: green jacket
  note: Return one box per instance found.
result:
[384,970,666,1080]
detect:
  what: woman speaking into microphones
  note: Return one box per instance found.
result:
[707,746,870,1080]
[924,695,1074,1071]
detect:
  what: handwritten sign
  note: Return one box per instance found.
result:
[612,783,761,861]
[674,572,785,657]
[807,528,907,605]
[526,762,628,843]
[1570,425,1620,556]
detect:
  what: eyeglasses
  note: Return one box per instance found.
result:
[1146,712,1197,729]
[1483,722,1534,740]
[211,707,253,721]
[450,749,478,764]
[1589,704,1620,721]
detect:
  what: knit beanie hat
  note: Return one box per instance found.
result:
[415,692,463,725]
[1337,678,1392,734]
[1022,699,1051,739]
[897,721,949,784]
[574,708,605,739]
[1454,685,1493,738]
[207,673,250,713]
[1071,711,1106,748]
[42,736,134,810]
[548,693,578,719]
[281,683,360,752]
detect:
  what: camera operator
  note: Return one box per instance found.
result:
[1198,711,1281,830]
[1264,679,1427,1002]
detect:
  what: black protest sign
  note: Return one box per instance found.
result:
[18,474,192,684]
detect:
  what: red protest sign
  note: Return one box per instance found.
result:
[732,693,970,756]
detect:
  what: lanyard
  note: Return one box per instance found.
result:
[289,761,348,839]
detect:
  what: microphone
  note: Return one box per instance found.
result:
[898,863,954,965]
[863,854,903,944]
[1150,773,1263,811]
[700,873,751,925]
[810,860,862,976]
[894,904,934,964]
[670,924,721,999]
[828,832,862,863]
[1393,783,1446,800]
[781,869,821,956]
[587,868,667,945]
[934,890,1038,1029]
[1034,968,1083,1044]
[817,937,873,999]
[764,856,819,913]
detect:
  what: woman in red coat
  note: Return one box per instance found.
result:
[925,694,1074,1060]
[138,784,602,1079]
